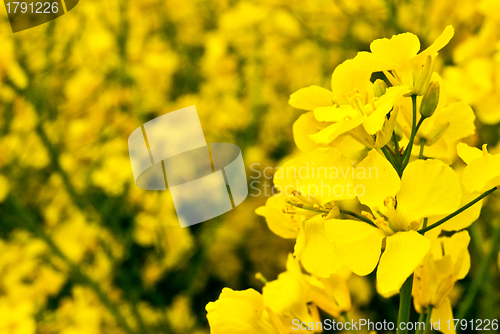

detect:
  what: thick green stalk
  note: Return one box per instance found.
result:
[419,187,497,234]
[396,275,413,334]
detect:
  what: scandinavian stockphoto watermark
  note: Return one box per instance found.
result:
[292,318,444,332]
[248,162,379,199]
[128,106,248,228]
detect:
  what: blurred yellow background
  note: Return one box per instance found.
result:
[0,0,499,333]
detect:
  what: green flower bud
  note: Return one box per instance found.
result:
[373,79,388,98]
[419,81,440,118]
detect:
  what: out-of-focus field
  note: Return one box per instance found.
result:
[0,0,499,333]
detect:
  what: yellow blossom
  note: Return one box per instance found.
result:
[355,26,454,94]
[326,150,462,296]
[206,288,289,334]
[458,143,500,193]
[413,232,471,334]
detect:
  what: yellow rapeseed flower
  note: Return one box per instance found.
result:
[413,232,471,334]
[326,150,462,297]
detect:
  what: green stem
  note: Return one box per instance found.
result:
[423,305,433,334]
[401,95,418,169]
[342,312,357,334]
[286,200,329,213]
[393,131,401,157]
[418,138,426,159]
[456,218,500,319]
[396,275,413,334]
[419,187,497,234]
[415,116,426,134]
[286,201,377,227]
[381,146,401,174]
[415,307,427,334]
[340,210,377,227]
[422,218,428,230]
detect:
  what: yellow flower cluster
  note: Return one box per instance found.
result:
[209,23,500,334]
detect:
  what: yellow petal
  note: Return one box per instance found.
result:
[273,147,356,204]
[413,252,441,311]
[363,86,410,135]
[263,270,311,324]
[356,149,401,212]
[206,288,277,334]
[397,159,461,224]
[255,193,300,239]
[377,231,431,297]
[430,298,456,334]
[412,26,454,65]
[457,143,482,165]
[309,116,365,144]
[295,215,343,277]
[314,105,359,122]
[462,153,500,193]
[356,32,420,71]
[325,219,385,276]
[292,112,327,152]
[442,231,471,280]
[289,86,334,110]
[429,191,482,231]
[331,59,373,102]
[306,274,352,318]
[434,102,475,145]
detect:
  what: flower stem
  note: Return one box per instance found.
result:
[393,131,401,157]
[382,146,401,174]
[342,312,357,334]
[418,138,426,159]
[423,305,433,334]
[415,116,426,134]
[422,217,428,230]
[340,210,377,227]
[415,308,426,334]
[286,200,329,213]
[401,94,418,169]
[396,274,413,334]
[419,187,497,234]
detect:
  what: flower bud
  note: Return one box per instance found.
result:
[393,123,404,142]
[374,130,387,148]
[325,206,340,220]
[419,81,440,118]
[373,79,388,98]
[413,55,434,95]
[375,105,399,148]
